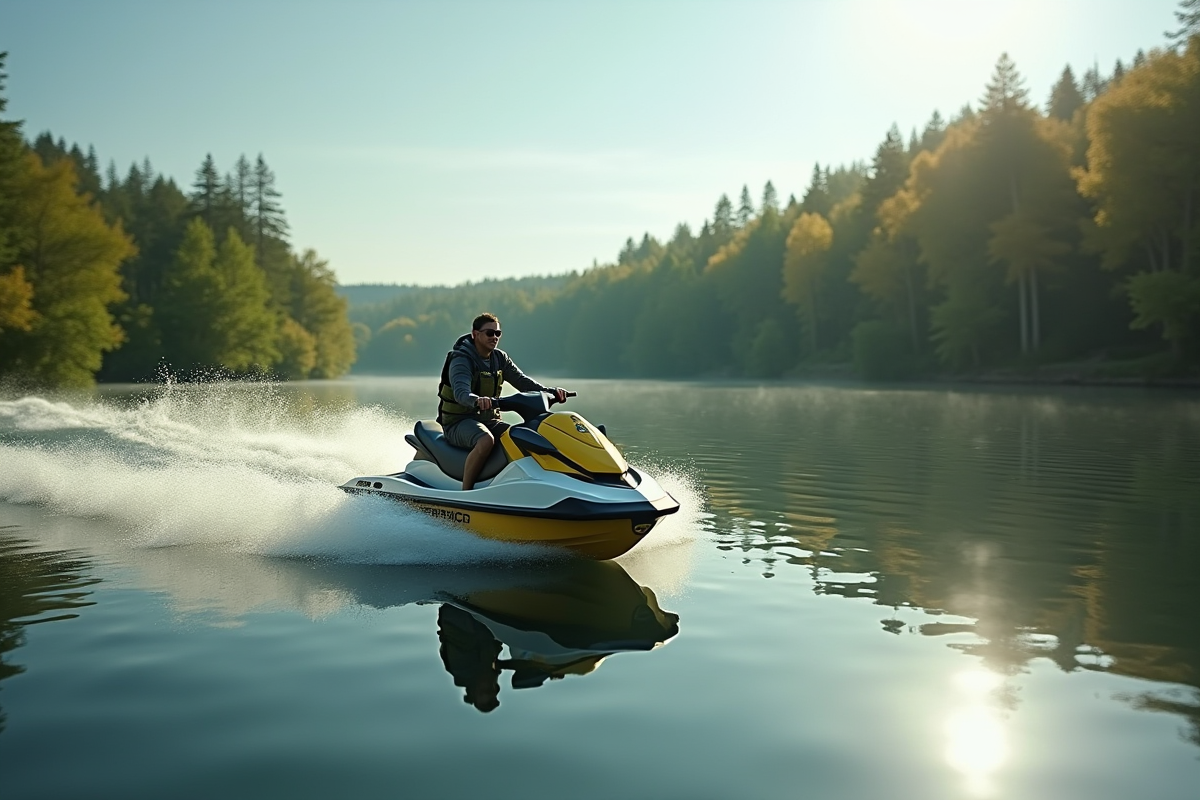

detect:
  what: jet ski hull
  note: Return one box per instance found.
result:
[340,459,679,560]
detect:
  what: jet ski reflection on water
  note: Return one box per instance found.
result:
[432,559,679,711]
[319,558,680,713]
[339,391,680,559]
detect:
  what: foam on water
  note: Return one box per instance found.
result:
[0,385,537,564]
[0,383,704,568]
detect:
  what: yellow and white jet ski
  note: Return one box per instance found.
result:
[339,392,680,559]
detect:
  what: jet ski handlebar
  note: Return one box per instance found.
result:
[495,390,576,422]
[551,390,578,406]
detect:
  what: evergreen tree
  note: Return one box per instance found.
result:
[1168,0,1200,43]
[800,164,831,216]
[737,184,755,226]
[1082,64,1108,100]
[618,237,637,264]
[712,194,734,237]
[191,154,221,229]
[920,110,947,152]
[1111,59,1127,84]
[861,125,909,219]
[157,218,224,371]
[981,52,1030,113]
[228,154,254,241]
[704,210,791,372]
[1048,66,1085,121]
[251,153,287,252]
[761,181,779,215]
[250,154,292,307]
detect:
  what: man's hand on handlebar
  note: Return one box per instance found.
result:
[475,396,493,411]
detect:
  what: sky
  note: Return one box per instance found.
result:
[0,0,1185,286]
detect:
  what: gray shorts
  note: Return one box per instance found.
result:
[444,418,509,449]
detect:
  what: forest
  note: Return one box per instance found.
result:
[351,23,1200,382]
[0,52,355,388]
[3,11,1200,388]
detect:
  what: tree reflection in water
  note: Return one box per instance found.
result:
[707,390,1200,755]
[0,528,100,734]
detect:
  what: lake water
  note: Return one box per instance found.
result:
[1,377,1197,800]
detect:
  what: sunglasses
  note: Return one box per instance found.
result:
[477,328,502,338]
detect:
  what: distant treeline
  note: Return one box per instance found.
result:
[0,53,354,388]
[350,31,1200,381]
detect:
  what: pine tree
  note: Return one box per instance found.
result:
[80,145,101,199]
[229,154,253,240]
[1081,65,1108,100]
[251,153,288,253]
[800,164,831,217]
[191,154,221,229]
[861,125,909,219]
[737,184,755,226]
[981,53,1030,114]
[1168,0,1200,43]
[157,217,224,371]
[920,110,947,152]
[618,237,637,264]
[713,194,734,236]
[761,181,779,215]
[1047,66,1085,121]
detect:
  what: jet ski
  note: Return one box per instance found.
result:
[339,391,680,559]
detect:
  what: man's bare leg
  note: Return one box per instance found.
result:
[462,433,495,490]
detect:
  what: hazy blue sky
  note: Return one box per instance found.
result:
[1,0,1184,286]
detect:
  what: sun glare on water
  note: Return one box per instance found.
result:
[944,668,1009,797]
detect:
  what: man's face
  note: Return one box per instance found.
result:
[473,323,502,354]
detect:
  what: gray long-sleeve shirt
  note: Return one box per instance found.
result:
[449,346,550,410]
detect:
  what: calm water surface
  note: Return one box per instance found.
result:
[0,377,1197,799]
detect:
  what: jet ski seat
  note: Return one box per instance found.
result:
[408,421,509,483]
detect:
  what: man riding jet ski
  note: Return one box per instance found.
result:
[339,313,680,560]
[438,312,566,491]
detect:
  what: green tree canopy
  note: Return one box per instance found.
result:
[782,212,833,352]
[1,154,132,386]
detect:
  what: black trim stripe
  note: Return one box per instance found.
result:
[340,486,679,522]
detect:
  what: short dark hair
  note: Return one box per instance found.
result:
[472,312,500,330]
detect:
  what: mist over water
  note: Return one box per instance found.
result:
[0,382,703,568]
